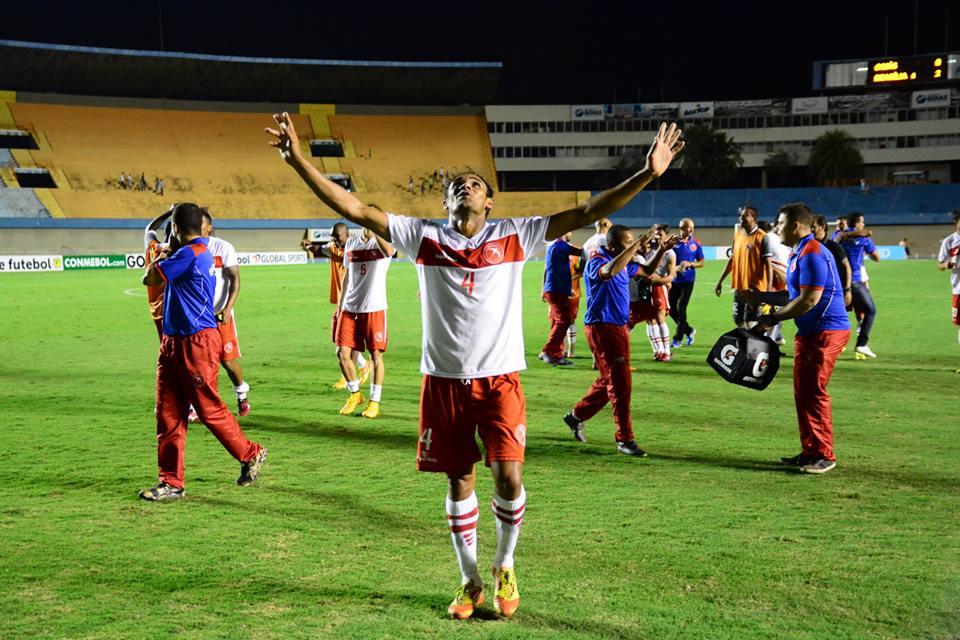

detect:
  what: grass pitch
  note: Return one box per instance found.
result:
[0,259,957,639]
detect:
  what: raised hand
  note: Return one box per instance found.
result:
[663,234,680,250]
[265,112,302,165]
[646,122,684,177]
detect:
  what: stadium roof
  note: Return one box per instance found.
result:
[0,39,502,105]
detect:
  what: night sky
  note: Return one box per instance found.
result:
[2,0,958,103]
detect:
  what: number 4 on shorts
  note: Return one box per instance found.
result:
[419,428,433,451]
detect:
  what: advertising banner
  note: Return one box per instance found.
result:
[63,254,127,270]
[911,89,951,109]
[236,252,309,266]
[125,253,147,269]
[0,255,63,273]
[571,104,605,121]
[791,96,828,114]
[679,101,715,119]
[305,228,333,243]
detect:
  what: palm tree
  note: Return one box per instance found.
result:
[808,130,863,186]
[680,125,743,188]
[763,151,798,188]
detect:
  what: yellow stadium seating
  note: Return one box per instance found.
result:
[7,101,579,219]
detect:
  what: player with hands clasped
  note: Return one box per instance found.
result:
[267,112,683,619]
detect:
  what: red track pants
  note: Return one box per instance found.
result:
[541,292,574,359]
[793,329,849,462]
[573,324,634,443]
[155,328,260,488]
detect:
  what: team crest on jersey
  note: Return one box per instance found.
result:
[482,242,505,265]
[690,243,697,251]
[224,342,233,354]
[374,331,384,343]
[514,423,527,446]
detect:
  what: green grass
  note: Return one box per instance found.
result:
[0,259,957,639]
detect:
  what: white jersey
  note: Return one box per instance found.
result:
[388,213,550,379]
[766,231,791,275]
[341,234,391,313]
[939,232,960,294]
[582,232,606,258]
[206,236,239,314]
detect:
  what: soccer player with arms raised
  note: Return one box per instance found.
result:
[267,112,683,619]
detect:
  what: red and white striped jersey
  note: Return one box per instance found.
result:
[939,232,960,294]
[388,213,550,379]
[341,234,391,313]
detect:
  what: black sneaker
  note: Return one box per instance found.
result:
[800,458,836,474]
[616,441,647,457]
[779,453,809,467]
[237,447,269,486]
[563,413,586,442]
[139,482,185,501]
[552,357,574,367]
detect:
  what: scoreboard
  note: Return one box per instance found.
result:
[867,55,947,84]
[814,52,958,90]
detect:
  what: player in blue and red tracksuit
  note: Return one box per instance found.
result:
[540,232,582,365]
[563,225,675,456]
[752,203,850,474]
[669,218,705,347]
[839,212,880,358]
[139,203,267,501]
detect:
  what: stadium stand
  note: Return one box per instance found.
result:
[1,97,582,219]
[0,188,48,217]
[605,184,960,227]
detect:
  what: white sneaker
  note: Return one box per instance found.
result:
[855,345,877,359]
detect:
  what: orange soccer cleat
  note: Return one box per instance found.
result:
[492,567,520,617]
[448,582,485,620]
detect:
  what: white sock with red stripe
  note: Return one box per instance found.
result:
[659,323,671,356]
[492,486,525,569]
[446,492,481,585]
[645,324,659,354]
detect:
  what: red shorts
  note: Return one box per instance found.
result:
[953,294,959,326]
[570,295,580,322]
[417,373,527,473]
[336,309,388,352]
[330,309,339,344]
[628,286,669,327]
[218,314,241,361]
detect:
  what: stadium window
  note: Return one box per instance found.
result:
[488,122,496,133]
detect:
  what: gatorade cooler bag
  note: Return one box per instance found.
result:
[707,328,780,390]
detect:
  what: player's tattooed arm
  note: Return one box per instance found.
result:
[266,112,390,239]
[544,123,684,240]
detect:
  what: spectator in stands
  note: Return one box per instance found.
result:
[158,178,165,196]
[119,172,127,190]
[139,173,147,191]
[126,173,134,190]
[153,177,160,194]
[408,176,415,194]
[439,166,446,184]
[420,180,426,197]
[859,178,869,195]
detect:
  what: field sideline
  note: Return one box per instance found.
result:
[1,259,957,639]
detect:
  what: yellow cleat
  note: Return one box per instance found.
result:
[359,361,373,385]
[448,582,485,620]
[361,400,380,419]
[492,567,520,618]
[331,376,347,390]
[339,392,364,415]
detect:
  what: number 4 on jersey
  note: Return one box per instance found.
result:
[460,272,476,296]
